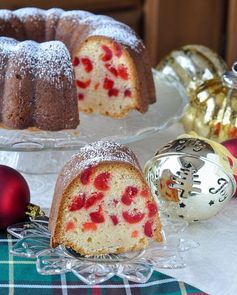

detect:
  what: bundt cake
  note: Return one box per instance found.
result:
[0,8,156,130]
[49,141,162,255]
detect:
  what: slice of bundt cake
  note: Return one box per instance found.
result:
[73,35,149,117]
[49,141,163,255]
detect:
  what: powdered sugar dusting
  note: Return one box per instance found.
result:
[45,9,64,33]
[37,41,73,87]
[0,7,144,55]
[0,37,18,72]
[15,7,46,20]
[60,141,142,191]
[81,14,114,25]
[0,36,18,48]
[60,10,93,23]
[88,22,144,52]
[82,141,137,163]
[0,9,14,20]
[8,40,38,77]
[0,37,73,87]
[75,13,143,51]
[46,8,64,17]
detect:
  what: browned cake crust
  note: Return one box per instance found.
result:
[49,141,163,255]
[0,8,156,130]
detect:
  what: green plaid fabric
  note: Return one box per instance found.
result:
[0,232,207,295]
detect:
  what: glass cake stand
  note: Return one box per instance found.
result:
[0,70,187,207]
[7,215,197,285]
[0,70,187,169]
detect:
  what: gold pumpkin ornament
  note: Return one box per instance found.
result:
[157,44,227,97]
[182,63,237,142]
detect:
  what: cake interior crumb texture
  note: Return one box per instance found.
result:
[51,161,163,256]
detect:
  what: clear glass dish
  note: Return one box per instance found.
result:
[0,70,187,152]
[7,216,197,285]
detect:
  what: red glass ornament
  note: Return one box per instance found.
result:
[222,138,237,196]
[0,165,30,230]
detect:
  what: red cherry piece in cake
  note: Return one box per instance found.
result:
[105,63,118,77]
[83,222,97,231]
[90,208,105,223]
[113,42,122,58]
[85,195,99,210]
[125,186,138,196]
[73,56,80,66]
[94,172,111,191]
[68,193,85,211]
[118,64,129,80]
[80,166,94,185]
[76,79,91,89]
[108,88,119,97]
[140,188,149,198]
[147,202,158,218]
[144,220,154,237]
[110,215,119,225]
[85,192,104,209]
[131,230,139,238]
[78,93,84,100]
[94,82,100,91]
[122,210,145,224]
[65,221,75,232]
[121,186,138,205]
[101,45,113,62]
[103,77,114,90]
[81,57,93,73]
[124,89,132,98]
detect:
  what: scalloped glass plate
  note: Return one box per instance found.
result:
[0,70,187,152]
[7,216,198,285]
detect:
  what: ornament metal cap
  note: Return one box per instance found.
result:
[25,203,47,221]
[144,134,236,222]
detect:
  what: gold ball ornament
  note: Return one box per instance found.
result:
[157,44,227,98]
[144,133,237,223]
[182,63,237,142]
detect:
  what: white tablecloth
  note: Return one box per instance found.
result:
[28,122,237,295]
